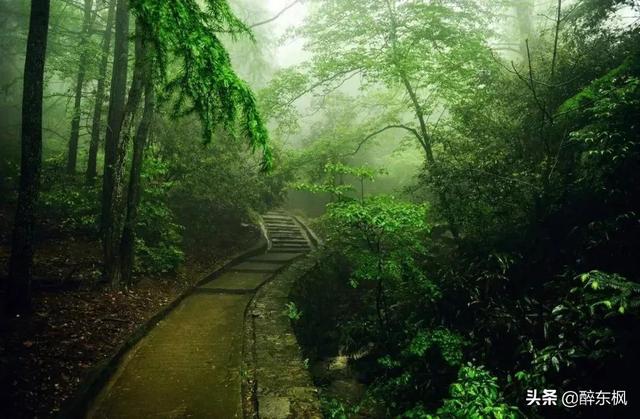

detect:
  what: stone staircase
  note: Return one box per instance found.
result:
[262,210,313,254]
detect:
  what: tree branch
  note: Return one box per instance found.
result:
[250,0,301,28]
[508,44,553,124]
[348,124,422,156]
[285,68,360,107]
[551,0,562,79]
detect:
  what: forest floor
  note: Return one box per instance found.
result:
[0,203,257,418]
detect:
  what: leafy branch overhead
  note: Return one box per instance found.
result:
[132,0,272,170]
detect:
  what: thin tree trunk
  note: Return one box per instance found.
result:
[66,0,94,174]
[6,0,51,315]
[551,0,562,80]
[102,21,146,288]
[86,0,115,183]
[121,45,155,284]
[385,0,460,240]
[101,0,130,287]
[120,31,145,138]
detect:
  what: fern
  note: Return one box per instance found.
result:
[578,270,640,315]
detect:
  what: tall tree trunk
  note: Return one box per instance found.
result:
[101,0,130,287]
[121,46,155,285]
[102,19,146,288]
[66,0,94,174]
[5,0,50,315]
[86,0,115,183]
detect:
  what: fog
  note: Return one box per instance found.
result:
[1,1,639,417]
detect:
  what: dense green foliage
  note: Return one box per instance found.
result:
[0,0,279,286]
[283,0,640,417]
[2,0,640,416]
[130,0,272,169]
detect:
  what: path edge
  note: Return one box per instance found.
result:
[292,215,322,249]
[241,255,309,418]
[242,255,323,419]
[57,221,269,419]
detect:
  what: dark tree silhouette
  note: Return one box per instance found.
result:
[86,0,116,183]
[121,34,155,284]
[66,0,94,174]
[6,0,51,315]
[101,0,130,287]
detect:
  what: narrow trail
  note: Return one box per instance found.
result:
[87,210,313,418]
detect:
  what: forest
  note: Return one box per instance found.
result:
[1,0,639,418]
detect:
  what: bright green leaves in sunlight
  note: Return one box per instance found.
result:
[131,0,272,170]
[258,68,310,136]
[294,162,388,201]
[324,195,429,288]
[298,0,491,98]
[324,163,379,183]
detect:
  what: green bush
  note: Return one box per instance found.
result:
[133,157,184,274]
[428,364,518,419]
[39,160,100,233]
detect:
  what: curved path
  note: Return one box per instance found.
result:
[87,211,313,418]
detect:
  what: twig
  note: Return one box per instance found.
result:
[283,68,360,108]
[347,124,422,156]
[250,0,301,28]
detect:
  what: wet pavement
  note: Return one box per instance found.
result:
[87,211,312,418]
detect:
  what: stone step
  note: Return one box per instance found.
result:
[231,261,285,273]
[263,211,313,254]
[269,232,305,237]
[266,228,298,233]
[270,232,305,237]
[268,229,303,235]
[271,236,307,241]
[270,246,311,253]
[265,222,297,228]
[263,215,291,221]
[266,227,298,232]
[248,253,303,263]
[263,217,294,224]
[266,223,299,228]
[199,271,271,292]
[271,239,309,245]
[270,238,305,243]
[270,238,306,243]
[271,244,309,250]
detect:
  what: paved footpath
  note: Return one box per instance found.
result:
[87,211,313,418]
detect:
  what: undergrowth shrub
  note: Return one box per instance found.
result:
[134,157,184,274]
